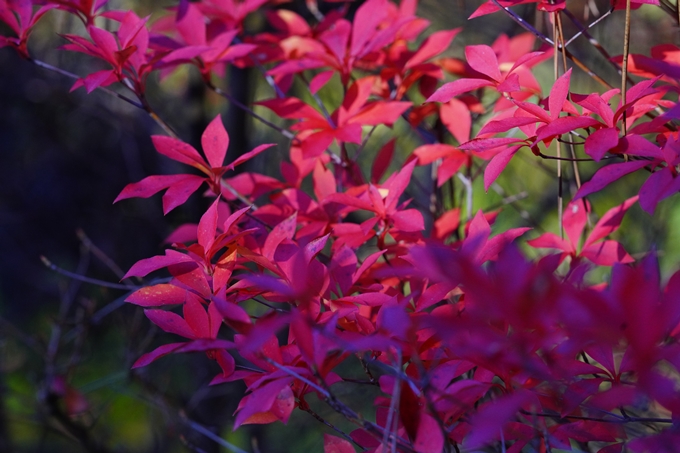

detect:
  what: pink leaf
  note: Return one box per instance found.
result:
[426,78,494,103]
[527,233,572,253]
[131,342,185,368]
[349,101,411,126]
[126,284,187,307]
[152,135,207,170]
[563,200,588,250]
[405,29,460,69]
[310,70,335,94]
[575,160,649,199]
[581,240,634,265]
[372,139,395,183]
[441,99,471,143]
[466,391,530,449]
[227,143,275,170]
[585,127,620,161]
[638,168,674,214]
[72,69,116,94]
[586,196,639,245]
[484,145,521,191]
[162,175,206,214]
[198,198,220,252]
[201,115,229,169]
[350,0,387,57]
[535,116,600,143]
[123,250,195,279]
[144,309,196,338]
[262,212,298,260]
[414,412,444,453]
[324,434,356,453]
[414,144,457,165]
[114,174,189,203]
[392,209,424,232]
[549,68,571,119]
[465,45,501,82]
[183,292,210,337]
[176,3,205,46]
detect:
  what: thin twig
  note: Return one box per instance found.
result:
[41,256,140,291]
[27,58,144,109]
[183,419,250,453]
[621,0,633,135]
[207,82,296,140]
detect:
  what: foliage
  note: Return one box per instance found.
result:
[3,0,680,451]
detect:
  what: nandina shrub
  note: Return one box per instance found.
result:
[4,0,680,451]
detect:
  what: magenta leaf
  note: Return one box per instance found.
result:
[586,196,639,245]
[144,309,196,338]
[123,250,195,279]
[323,434,355,453]
[152,135,207,170]
[201,115,229,169]
[581,240,634,266]
[465,45,501,81]
[484,145,521,191]
[126,284,187,307]
[585,127,620,161]
[426,78,494,103]
[549,68,572,119]
[574,160,649,199]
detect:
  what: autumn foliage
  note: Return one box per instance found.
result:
[4,0,680,451]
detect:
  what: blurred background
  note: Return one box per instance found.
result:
[1,0,678,451]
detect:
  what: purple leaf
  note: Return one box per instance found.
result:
[575,160,649,199]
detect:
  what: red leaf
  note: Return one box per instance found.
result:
[465,45,501,82]
[581,240,634,265]
[575,160,649,199]
[527,233,572,253]
[405,29,460,69]
[563,200,588,250]
[392,209,424,232]
[586,196,638,245]
[175,2,206,46]
[198,197,220,252]
[144,309,195,338]
[126,284,187,307]
[114,174,189,203]
[313,160,336,201]
[414,144,457,165]
[349,101,411,127]
[183,292,211,338]
[72,69,116,93]
[535,116,600,143]
[131,342,184,368]
[426,78,494,103]
[549,68,571,119]
[484,145,521,191]
[585,127,620,161]
[227,143,275,170]
[262,212,297,260]
[350,0,387,57]
[152,135,208,170]
[441,99,471,143]
[201,115,229,169]
[323,434,355,453]
[414,412,445,453]
[161,175,206,214]
[372,139,395,183]
[466,391,530,449]
[310,70,334,94]
[123,250,195,279]
[638,168,676,214]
